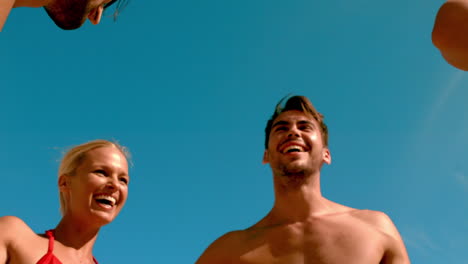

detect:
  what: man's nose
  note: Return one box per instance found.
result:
[287,127,300,138]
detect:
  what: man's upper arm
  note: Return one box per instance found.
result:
[432,0,468,70]
[373,212,410,264]
[195,231,240,264]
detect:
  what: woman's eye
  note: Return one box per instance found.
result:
[119,178,128,184]
[94,170,107,175]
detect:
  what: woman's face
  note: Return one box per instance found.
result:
[61,146,129,226]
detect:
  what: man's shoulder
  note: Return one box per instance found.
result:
[321,204,396,235]
[346,209,410,262]
[348,209,403,242]
[195,230,246,264]
[203,229,246,251]
[348,208,388,221]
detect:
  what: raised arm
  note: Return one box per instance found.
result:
[432,0,468,70]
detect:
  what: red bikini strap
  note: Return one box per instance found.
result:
[44,230,55,253]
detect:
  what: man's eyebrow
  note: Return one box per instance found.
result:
[298,120,315,126]
[272,120,289,129]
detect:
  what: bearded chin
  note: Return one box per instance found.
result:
[279,157,325,179]
[44,3,89,30]
[279,162,309,177]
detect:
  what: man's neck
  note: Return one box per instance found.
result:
[268,172,334,223]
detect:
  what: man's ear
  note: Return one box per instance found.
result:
[88,5,104,25]
[323,148,331,165]
[262,150,269,164]
[58,174,70,192]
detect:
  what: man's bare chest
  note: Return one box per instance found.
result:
[234,218,385,264]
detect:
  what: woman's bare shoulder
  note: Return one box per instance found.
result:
[0,216,49,263]
[0,216,36,240]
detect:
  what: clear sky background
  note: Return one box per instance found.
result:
[1,0,467,263]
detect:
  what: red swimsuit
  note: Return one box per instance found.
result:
[36,230,98,264]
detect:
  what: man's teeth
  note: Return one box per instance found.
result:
[284,145,304,153]
[95,195,116,206]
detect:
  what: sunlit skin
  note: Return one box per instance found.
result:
[263,110,331,181]
[0,0,113,31]
[59,146,129,227]
[0,146,129,264]
[433,0,468,70]
[196,110,410,264]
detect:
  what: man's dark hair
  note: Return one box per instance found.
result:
[264,95,328,149]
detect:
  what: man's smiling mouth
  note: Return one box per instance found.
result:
[283,145,305,153]
[280,142,309,154]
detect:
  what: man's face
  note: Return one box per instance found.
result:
[263,110,331,176]
[44,0,113,30]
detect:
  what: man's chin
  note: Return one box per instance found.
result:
[281,162,322,176]
[280,164,308,176]
[52,18,86,30]
[56,23,84,30]
[44,7,87,30]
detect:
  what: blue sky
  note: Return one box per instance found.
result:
[1,0,467,263]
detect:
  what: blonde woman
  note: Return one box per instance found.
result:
[0,139,130,264]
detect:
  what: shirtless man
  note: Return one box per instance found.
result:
[196,96,410,264]
[0,0,123,31]
[432,0,468,70]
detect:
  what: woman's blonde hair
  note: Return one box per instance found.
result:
[58,139,130,215]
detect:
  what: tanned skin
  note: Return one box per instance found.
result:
[433,0,468,70]
[196,110,410,264]
[0,147,129,264]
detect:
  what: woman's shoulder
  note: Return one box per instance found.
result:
[0,216,50,263]
[0,215,29,228]
[0,216,36,240]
